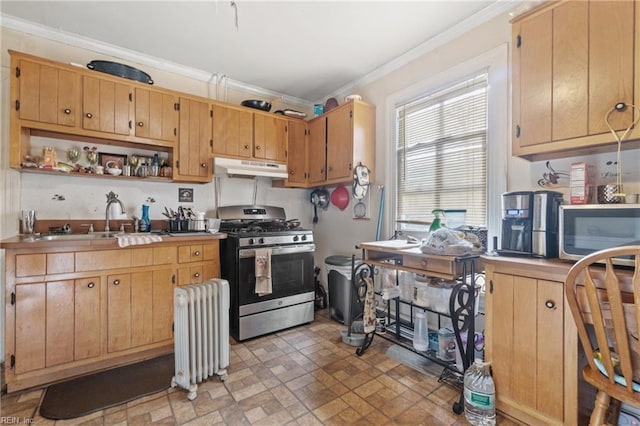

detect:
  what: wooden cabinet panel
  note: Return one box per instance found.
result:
[15,283,46,374]
[152,268,174,342]
[178,244,204,263]
[307,117,327,185]
[285,119,307,186]
[131,271,154,348]
[46,280,75,367]
[47,252,75,275]
[16,254,46,277]
[135,88,178,142]
[82,76,130,135]
[212,104,253,158]
[131,247,153,267]
[487,271,566,424]
[76,249,130,271]
[74,277,101,361]
[176,98,211,181]
[107,274,132,353]
[153,246,177,265]
[17,59,77,127]
[326,105,353,181]
[254,114,287,162]
[512,0,638,159]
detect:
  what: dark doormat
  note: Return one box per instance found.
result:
[40,353,174,420]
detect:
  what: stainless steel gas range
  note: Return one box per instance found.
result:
[218,205,315,341]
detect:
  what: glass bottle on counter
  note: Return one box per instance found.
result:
[140,204,151,232]
[150,153,159,177]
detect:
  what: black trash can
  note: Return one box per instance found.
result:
[325,255,363,326]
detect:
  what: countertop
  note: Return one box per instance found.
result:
[0,232,227,249]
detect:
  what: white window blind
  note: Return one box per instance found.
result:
[396,72,488,227]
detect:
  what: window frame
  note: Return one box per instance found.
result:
[384,44,508,243]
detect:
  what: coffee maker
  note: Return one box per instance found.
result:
[531,190,563,258]
[498,191,533,256]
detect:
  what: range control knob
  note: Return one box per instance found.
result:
[293,235,299,242]
[258,238,264,244]
[301,235,307,241]
[248,238,254,245]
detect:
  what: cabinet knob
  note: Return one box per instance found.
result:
[137,121,144,127]
[328,166,333,172]
[255,145,261,150]
[193,272,200,278]
[289,170,295,175]
[545,300,556,310]
[194,250,200,256]
[244,145,250,150]
[85,112,93,118]
[200,163,207,168]
[63,108,71,115]
[113,279,120,286]
[87,282,95,289]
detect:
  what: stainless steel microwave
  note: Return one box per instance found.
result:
[559,204,640,266]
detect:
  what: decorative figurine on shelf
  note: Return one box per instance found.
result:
[67,147,80,165]
[84,146,98,173]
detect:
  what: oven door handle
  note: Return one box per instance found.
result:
[239,244,315,258]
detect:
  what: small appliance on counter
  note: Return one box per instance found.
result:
[497,191,533,256]
[498,190,564,258]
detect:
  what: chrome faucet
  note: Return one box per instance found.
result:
[105,191,125,233]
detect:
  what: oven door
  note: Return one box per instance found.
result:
[237,244,315,306]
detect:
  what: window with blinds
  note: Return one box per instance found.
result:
[396,72,488,227]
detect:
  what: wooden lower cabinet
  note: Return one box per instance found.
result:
[485,262,578,425]
[4,238,221,392]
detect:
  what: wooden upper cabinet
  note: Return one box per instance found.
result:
[253,114,287,162]
[307,116,327,185]
[212,104,253,158]
[175,97,212,182]
[512,0,637,159]
[82,75,131,135]
[285,119,308,187]
[134,88,178,143]
[16,59,77,127]
[307,100,375,187]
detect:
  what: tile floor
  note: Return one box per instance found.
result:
[1,309,516,425]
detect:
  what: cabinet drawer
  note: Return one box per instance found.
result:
[76,249,131,271]
[402,254,463,277]
[178,244,204,263]
[153,246,177,265]
[16,254,46,277]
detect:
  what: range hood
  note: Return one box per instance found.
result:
[214,157,288,179]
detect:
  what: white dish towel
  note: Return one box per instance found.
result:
[254,248,272,296]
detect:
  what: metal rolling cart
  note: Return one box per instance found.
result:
[352,242,481,415]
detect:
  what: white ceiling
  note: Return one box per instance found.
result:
[1,1,521,103]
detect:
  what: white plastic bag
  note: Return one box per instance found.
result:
[420,228,474,255]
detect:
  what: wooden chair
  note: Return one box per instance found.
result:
[565,245,640,425]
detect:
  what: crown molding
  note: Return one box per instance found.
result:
[1,13,313,109]
[320,1,521,103]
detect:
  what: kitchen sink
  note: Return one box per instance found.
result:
[24,231,166,242]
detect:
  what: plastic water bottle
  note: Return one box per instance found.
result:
[412,311,429,351]
[463,359,496,425]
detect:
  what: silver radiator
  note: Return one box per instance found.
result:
[171,279,230,400]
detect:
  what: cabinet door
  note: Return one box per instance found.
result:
[74,277,101,361]
[46,280,75,367]
[17,59,77,127]
[107,273,132,353]
[285,119,308,186]
[307,117,327,184]
[152,268,175,342]
[131,271,154,347]
[253,114,287,162]
[134,88,178,142]
[212,104,253,158]
[15,283,46,374]
[488,272,564,423]
[513,1,635,151]
[326,105,353,181]
[176,98,212,181]
[82,76,131,135]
